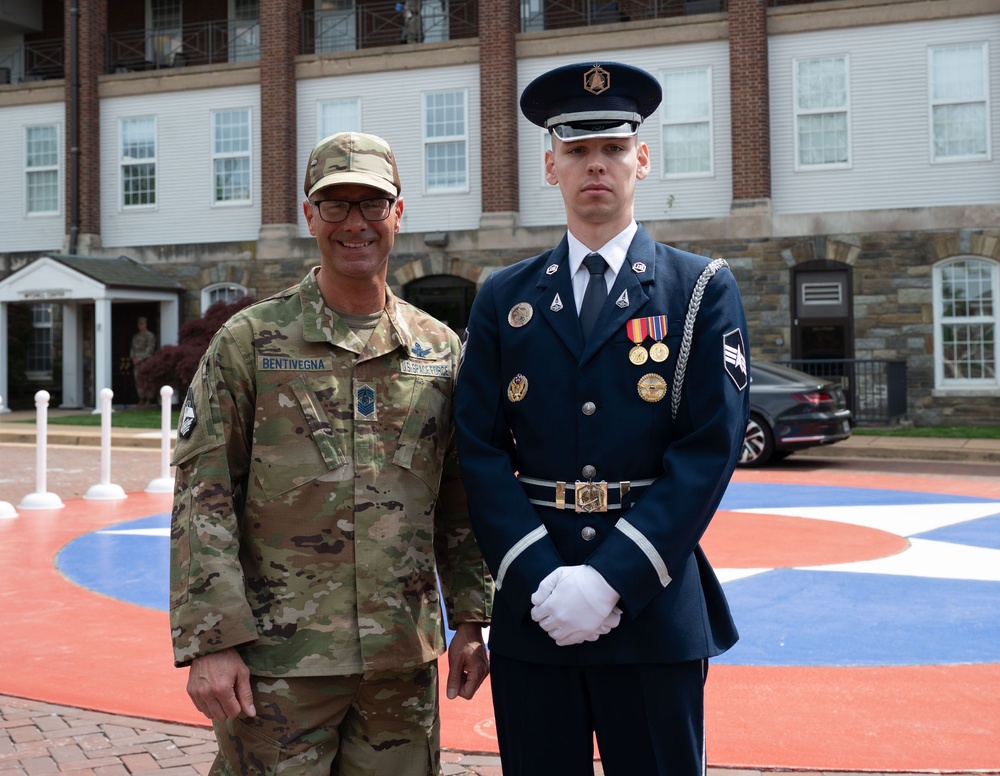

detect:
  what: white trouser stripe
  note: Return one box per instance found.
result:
[616,519,672,587]
[495,525,548,590]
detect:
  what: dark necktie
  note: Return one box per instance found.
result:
[579,252,608,342]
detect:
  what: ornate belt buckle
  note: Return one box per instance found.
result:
[575,480,608,513]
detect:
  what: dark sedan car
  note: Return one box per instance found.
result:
[739,360,853,467]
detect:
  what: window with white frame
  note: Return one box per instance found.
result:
[25,124,59,215]
[424,90,468,192]
[934,257,998,387]
[202,282,248,312]
[120,116,156,208]
[929,42,990,162]
[794,55,850,168]
[315,0,356,54]
[521,0,544,31]
[229,0,259,63]
[26,303,54,379]
[149,0,182,65]
[318,98,361,139]
[660,67,712,177]
[212,109,252,204]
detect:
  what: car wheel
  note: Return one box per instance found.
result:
[739,414,774,467]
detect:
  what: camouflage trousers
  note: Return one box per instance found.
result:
[209,663,442,776]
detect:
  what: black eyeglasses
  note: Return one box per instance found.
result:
[310,197,396,223]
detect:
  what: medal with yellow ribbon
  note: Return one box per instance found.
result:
[626,317,649,365]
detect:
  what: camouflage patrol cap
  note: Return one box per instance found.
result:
[305,131,402,198]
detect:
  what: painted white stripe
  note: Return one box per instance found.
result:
[797,537,1000,582]
[733,502,1000,537]
[495,526,548,591]
[616,519,671,587]
[97,528,170,536]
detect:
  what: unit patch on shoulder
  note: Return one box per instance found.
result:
[723,329,748,391]
[178,388,198,438]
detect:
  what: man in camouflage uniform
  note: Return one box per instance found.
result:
[170,131,493,776]
[129,316,157,406]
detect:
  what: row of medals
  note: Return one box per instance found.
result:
[629,340,669,365]
[507,301,670,404]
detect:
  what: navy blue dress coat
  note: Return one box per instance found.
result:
[455,225,749,666]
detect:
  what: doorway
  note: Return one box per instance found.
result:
[791,260,853,368]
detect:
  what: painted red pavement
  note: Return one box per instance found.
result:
[2,466,998,771]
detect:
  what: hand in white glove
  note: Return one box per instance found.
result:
[530,565,621,646]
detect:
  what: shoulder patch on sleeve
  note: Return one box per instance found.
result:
[723,329,748,391]
[178,388,198,438]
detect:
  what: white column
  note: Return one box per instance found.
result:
[60,302,83,408]
[93,297,113,410]
[159,297,179,347]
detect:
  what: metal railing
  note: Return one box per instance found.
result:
[0,38,64,85]
[106,20,260,74]
[777,358,908,425]
[301,1,477,54]
[521,0,726,32]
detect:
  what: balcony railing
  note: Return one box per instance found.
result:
[0,38,64,85]
[301,1,477,54]
[521,0,726,32]
[106,19,260,74]
[777,359,908,425]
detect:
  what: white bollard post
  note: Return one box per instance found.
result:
[17,390,65,510]
[0,395,18,518]
[85,388,127,501]
[145,385,175,493]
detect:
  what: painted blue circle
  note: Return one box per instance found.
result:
[57,482,1000,666]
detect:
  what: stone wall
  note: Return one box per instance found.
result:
[3,225,998,426]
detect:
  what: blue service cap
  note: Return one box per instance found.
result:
[520,61,662,140]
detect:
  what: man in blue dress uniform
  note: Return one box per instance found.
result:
[454,61,750,775]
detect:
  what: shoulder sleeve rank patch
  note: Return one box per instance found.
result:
[723,329,748,391]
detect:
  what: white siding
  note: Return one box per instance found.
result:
[770,15,1000,215]
[297,64,482,236]
[0,102,64,253]
[100,84,261,247]
[517,41,733,229]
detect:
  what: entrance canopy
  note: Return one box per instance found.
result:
[0,254,183,409]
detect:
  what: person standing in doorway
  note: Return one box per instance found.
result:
[129,316,157,407]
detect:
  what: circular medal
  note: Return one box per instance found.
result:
[507,374,528,402]
[508,303,533,328]
[637,373,667,403]
[650,342,670,362]
[628,345,649,365]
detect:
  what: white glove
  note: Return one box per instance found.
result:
[530,565,621,646]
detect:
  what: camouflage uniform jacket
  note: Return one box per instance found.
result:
[130,329,156,361]
[170,268,492,676]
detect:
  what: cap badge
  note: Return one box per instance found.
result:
[584,65,611,95]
